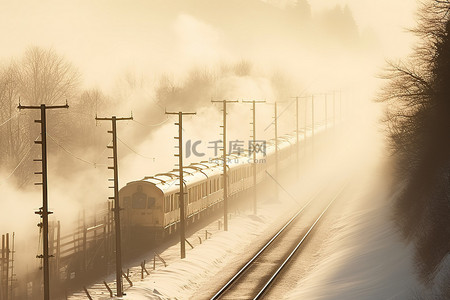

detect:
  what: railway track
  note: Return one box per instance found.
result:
[210,184,347,300]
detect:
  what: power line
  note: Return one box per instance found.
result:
[117,136,155,161]
[0,142,35,185]
[132,117,170,127]
[263,100,294,132]
[47,133,107,167]
[0,112,19,128]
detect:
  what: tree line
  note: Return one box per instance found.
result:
[379,0,450,296]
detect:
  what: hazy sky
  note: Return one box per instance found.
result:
[0,0,419,89]
[310,0,418,52]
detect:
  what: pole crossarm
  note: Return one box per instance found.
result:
[165,111,196,116]
[95,116,133,121]
[18,100,69,111]
[95,114,132,297]
[17,101,69,300]
[290,95,310,99]
[242,100,266,103]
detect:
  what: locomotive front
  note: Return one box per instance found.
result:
[119,180,165,238]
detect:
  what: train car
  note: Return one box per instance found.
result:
[119,127,325,242]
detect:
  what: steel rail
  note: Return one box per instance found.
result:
[253,184,348,299]
[210,189,321,300]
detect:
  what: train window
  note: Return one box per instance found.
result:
[132,197,146,209]
[147,197,156,208]
[148,197,156,208]
[132,186,147,209]
[164,196,170,213]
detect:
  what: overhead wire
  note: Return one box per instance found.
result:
[0,145,34,185]
[132,117,170,127]
[117,135,155,161]
[263,73,321,132]
[47,133,107,167]
[0,112,19,127]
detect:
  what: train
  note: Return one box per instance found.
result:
[119,126,322,241]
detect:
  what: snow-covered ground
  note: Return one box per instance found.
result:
[285,167,420,300]
[121,203,288,300]
[69,194,300,299]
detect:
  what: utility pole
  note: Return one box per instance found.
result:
[9,232,15,299]
[211,100,238,231]
[95,114,132,297]
[291,96,309,178]
[333,91,336,127]
[165,111,196,258]
[266,102,282,201]
[18,101,69,300]
[325,93,328,130]
[295,97,299,173]
[275,102,279,201]
[242,100,265,214]
[311,95,315,159]
[304,96,308,155]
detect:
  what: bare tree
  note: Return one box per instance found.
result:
[19,46,80,105]
[0,62,30,172]
[0,47,81,184]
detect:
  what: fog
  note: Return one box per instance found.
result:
[0,0,419,296]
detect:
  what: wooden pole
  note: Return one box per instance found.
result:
[18,101,69,300]
[165,111,196,258]
[95,114,133,297]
